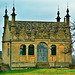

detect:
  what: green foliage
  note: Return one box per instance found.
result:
[69,64,75,69]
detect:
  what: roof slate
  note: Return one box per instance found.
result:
[9,21,65,33]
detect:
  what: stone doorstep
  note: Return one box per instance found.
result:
[37,62,50,68]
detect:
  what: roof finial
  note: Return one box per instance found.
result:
[12,0,15,14]
[5,3,8,15]
[5,3,7,9]
[57,5,60,17]
[56,5,61,22]
[65,2,70,18]
[11,0,16,16]
[66,2,70,15]
[13,0,14,7]
[58,5,59,11]
[67,2,69,8]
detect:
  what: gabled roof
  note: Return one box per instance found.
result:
[8,21,69,41]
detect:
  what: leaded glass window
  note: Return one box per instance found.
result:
[28,45,34,55]
[20,45,26,55]
[50,45,56,55]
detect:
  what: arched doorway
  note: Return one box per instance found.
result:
[37,43,48,62]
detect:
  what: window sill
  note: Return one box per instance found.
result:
[28,55,34,56]
[20,55,26,56]
[50,55,56,56]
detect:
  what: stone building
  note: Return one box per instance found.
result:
[2,5,72,69]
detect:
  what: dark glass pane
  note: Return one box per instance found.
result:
[20,45,26,55]
[20,49,23,55]
[51,45,56,55]
[28,45,34,55]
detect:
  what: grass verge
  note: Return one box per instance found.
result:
[0,68,75,75]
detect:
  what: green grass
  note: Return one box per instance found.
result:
[0,68,75,75]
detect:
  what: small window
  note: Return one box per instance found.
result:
[50,45,56,55]
[20,45,26,55]
[28,45,34,55]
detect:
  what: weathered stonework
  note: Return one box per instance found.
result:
[2,7,72,69]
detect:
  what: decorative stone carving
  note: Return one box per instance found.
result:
[36,25,49,39]
[30,30,35,41]
[8,21,71,42]
[19,27,28,41]
[56,28,66,40]
[50,30,55,40]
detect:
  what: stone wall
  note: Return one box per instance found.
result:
[49,62,70,68]
[2,39,72,69]
[11,62,36,70]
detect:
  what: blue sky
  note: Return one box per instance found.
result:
[0,0,75,51]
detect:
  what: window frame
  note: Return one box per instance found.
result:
[50,45,56,56]
[28,44,34,55]
[20,45,26,56]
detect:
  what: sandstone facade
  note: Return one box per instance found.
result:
[2,6,72,69]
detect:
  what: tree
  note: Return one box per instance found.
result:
[70,21,75,54]
[62,22,75,54]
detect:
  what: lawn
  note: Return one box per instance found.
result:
[0,68,75,75]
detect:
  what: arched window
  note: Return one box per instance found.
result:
[20,45,26,55]
[28,45,34,55]
[50,45,56,55]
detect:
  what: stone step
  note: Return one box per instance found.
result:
[37,62,49,65]
[37,62,50,68]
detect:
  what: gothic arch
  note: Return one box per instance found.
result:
[50,45,56,55]
[37,43,48,62]
[38,42,48,46]
[28,44,34,55]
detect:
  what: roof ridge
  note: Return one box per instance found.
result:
[9,20,65,23]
